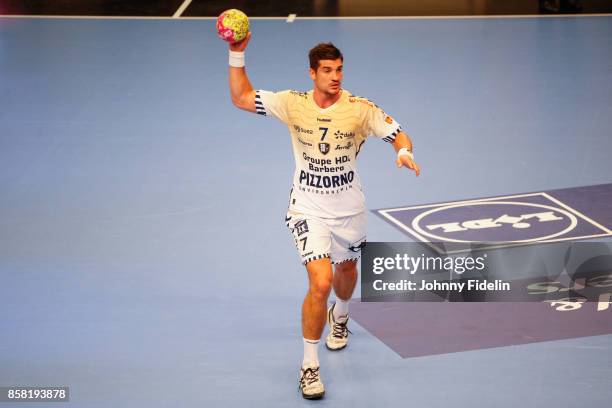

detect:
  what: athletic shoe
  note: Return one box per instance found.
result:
[299,363,325,399]
[325,303,351,350]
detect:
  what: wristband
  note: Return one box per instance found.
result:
[397,147,414,160]
[229,50,245,68]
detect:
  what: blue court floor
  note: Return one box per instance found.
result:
[1,15,611,407]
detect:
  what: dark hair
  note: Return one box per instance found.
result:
[308,43,343,70]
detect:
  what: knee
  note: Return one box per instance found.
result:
[309,276,332,299]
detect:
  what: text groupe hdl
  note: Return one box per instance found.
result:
[372,279,511,292]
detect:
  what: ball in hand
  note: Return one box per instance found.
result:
[216,9,249,43]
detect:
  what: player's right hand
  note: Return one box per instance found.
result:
[230,31,251,52]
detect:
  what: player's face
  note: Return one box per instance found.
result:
[310,59,343,96]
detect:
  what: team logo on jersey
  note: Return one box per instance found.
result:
[348,97,376,108]
[335,141,353,150]
[385,116,394,124]
[375,187,612,251]
[289,90,308,99]
[334,130,355,140]
[297,137,313,147]
[294,125,314,134]
[319,142,330,155]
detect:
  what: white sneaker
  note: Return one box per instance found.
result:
[325,303,351,351]
[299,363,325,399]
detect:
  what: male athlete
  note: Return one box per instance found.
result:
[227,33,420,399]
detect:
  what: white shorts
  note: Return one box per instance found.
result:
[285,210,367,265]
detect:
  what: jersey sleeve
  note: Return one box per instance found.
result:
[363,102,403,143]
[255,90,292,124]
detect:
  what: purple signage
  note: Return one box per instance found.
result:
[375,184,612,251]
[352,184,612,358]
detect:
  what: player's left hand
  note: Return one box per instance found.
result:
[397,155,420,176]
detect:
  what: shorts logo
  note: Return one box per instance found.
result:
[349,237,367,252]
[319,142,330,155]
[294,220,309,237]
[375,187,612,251]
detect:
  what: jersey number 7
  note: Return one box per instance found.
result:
[319,127,329,141]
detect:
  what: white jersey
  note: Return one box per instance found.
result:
[256,89,401,218]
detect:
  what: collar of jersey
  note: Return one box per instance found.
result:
[309,89,347,113]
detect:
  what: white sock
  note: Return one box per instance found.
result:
[333,298,350,320]
[302,338,320,367]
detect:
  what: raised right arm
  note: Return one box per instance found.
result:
[228,32,257,112]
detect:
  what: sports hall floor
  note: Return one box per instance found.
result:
[1,1,611,407]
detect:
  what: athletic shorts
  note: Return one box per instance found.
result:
[285,210,367,265]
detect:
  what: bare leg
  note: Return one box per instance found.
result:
[333,260,358,301]
[302,257,333,340]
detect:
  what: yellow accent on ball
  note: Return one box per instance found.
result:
[221,9,249,42]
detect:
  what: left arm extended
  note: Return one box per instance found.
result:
[392,131,420,176]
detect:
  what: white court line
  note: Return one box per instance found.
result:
[379,192,546,212]
[0,14,283,20]
[378,205,612,255]
[378,209,431,241]
[172,0,193,18]
[1,14,611,20]
[287,14,297,23]
[440,233,612,254]
[376,190,612,254]
[295,13,612,19]
[540,192,612,234]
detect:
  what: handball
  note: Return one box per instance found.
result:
[216,9,249,43]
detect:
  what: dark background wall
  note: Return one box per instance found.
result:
[1,0,611,16]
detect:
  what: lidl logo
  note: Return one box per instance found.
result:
[414,202,576,243]
[375,186,612,251]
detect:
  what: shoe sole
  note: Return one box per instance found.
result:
[302,391,325,400]
[325,342,347,351]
